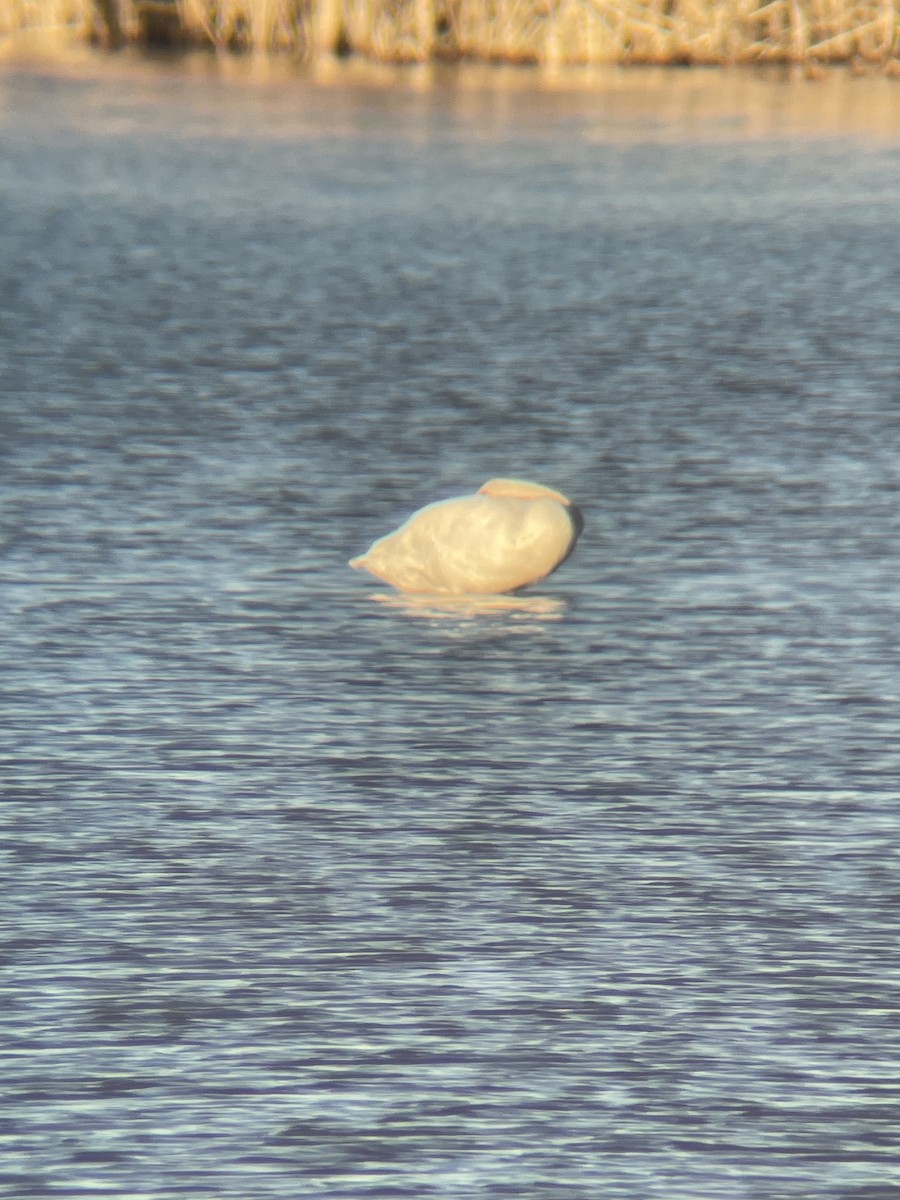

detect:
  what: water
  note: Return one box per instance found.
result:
[2,59,900,1200]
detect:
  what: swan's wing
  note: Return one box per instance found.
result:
[351,495,577,594]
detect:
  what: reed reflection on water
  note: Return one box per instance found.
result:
[1,61,900,1200]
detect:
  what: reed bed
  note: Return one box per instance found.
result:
[1,0,898,63]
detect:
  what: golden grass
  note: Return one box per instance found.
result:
[1,0,898,63]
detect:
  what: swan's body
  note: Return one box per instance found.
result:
[349,478,581,595]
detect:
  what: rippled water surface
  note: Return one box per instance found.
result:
[2,61,900,1200]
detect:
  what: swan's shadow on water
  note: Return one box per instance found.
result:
[365,591,568,621]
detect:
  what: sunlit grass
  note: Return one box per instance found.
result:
[1,0,898,64]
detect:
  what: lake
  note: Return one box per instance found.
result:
[2,54,900,1200]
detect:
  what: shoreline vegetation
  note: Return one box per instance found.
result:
[1,0,899,68]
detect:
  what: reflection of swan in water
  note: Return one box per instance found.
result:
[349,478,582,595]
[368,591,568,620]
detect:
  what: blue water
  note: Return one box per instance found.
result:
[2,61,900,1200]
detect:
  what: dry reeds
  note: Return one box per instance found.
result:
[0,0,96,42]
[1,0,898,63]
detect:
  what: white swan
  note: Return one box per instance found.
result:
[349,478,582,595]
